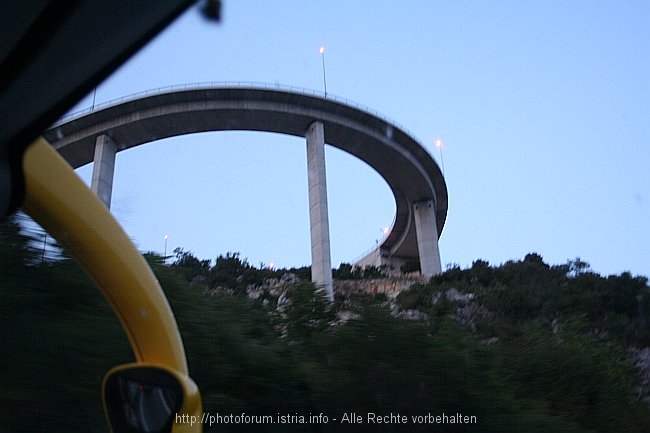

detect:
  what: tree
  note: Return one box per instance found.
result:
[172,247,211,280]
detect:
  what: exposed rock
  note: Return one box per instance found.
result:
[629,346,650,404]
[332,310,362,327]
[480,337,500,346]
[440,288,492,331]
[445,287,475,303]
[334,276,427,298]
[397,309,429,321]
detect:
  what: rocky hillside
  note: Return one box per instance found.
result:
[3,215,650,432]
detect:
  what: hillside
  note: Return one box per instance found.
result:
[2,215,650,432]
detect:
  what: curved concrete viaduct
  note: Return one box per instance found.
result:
[43,85,448,299]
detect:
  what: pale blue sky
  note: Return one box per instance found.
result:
[69,1,650,277]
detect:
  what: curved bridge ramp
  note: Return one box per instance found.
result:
[44,84,448,298]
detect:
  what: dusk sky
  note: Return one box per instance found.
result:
[66,1,649,277]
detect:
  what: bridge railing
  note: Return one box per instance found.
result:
[53,81,390,124]
[347,214,396,266]
[51,82,439,160]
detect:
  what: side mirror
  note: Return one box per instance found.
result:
[103,364,201,433]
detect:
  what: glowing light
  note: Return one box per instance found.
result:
[319,46,325,54]
[269,261,276,270]
[434,137,446,176]
[164,234,168,240]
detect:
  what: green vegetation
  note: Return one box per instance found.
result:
[2,217,650,432]
[332,262,389,279]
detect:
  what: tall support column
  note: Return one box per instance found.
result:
[306,121,334,301]
[413,199,442,277]
[90,134,117,209]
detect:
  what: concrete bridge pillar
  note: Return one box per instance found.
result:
[306,121,334,301]
[90,134,117,209]
[413,199,442,277]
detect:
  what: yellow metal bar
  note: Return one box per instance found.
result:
[21,137,188,373]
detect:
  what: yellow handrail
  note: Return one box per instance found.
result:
[21,137,202,432]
